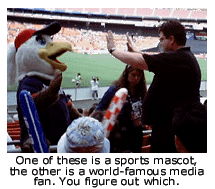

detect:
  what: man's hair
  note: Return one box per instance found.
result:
[159,20,187,46]
[172,101,207,153]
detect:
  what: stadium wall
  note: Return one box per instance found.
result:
[7,86,110,106]
[7,82,207,107]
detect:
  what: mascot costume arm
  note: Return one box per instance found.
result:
[31,69,82,118]
[32,69,82,118]
[31,69,62,113]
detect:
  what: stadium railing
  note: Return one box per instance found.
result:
[7,142,57,153]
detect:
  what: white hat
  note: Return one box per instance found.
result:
[57,117,110,153]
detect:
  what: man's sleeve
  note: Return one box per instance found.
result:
[143,52,180,76]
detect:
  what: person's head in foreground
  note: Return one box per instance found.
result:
[173,101,207,153]
[57,116,110,153]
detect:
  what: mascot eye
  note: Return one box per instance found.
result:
[36,36,46,45]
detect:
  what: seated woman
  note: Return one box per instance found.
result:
[95,65,147,153]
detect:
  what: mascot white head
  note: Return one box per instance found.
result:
[7,21,72,86]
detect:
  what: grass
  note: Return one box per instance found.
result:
[60,52,126,88]
[7,52,207,91]
[197,58,207,81]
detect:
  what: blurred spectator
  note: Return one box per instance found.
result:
[75,73,84,87]
[173,101,207,153]
[66,94,72,101]
[57,116,110,153]
[88,103,99,116]
[83,109,89,116]
[95,65,147,153]
[77,108,83,114]
[90,76,99,100]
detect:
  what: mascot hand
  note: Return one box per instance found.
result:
[49,69,62,94]
[67,100,82,121]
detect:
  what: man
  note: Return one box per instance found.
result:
[106,20,201,152]
[173,101,207,153]
[91,76,99,100]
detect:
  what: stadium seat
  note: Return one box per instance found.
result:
[8,130,20,135]
[172,9,190,18]
[9,135,20,141]
[7,128,20,132]
[85,8,100,13]
[67,8,83,12]
[154,8,171,18]
[101,8,116,15]
[7,121,21,141]
[190,10,207,19]
[118,8,135,16]
[7,122,20,128]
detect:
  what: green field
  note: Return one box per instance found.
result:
[7,52,207,91]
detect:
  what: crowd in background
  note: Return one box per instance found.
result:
[7,21,207,59]
[7,21,159,52]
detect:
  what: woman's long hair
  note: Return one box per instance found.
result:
[113,65,147,99]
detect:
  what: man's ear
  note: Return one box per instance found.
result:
[169,35,175,45]
[175,135,189,153]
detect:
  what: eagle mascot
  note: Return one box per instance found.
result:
[7,21,82,152]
